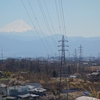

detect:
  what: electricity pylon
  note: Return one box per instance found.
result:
[58,35,68,100]
[78,45,83,76]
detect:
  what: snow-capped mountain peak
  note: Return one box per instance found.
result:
[0,20,33,32]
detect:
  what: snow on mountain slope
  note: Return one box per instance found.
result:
[0,20,33,32]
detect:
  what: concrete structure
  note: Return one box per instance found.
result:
[0,84,7,95]
[7,86,28,96]
[7,83,46,98]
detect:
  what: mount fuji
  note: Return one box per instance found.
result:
[0,20,33,33]
[0,20,100,58]
[0,20,48,41]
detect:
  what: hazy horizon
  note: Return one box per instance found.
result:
[0,0,100,58]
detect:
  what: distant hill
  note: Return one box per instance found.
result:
[0,33,100,58]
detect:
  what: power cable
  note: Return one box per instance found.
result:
[43,0,59,42]
[21,0,49,55]
[61,0,67,36]
[55,0,61,34]
[28,0,54,55]
[37,0,57,49]
[58,0,63,35]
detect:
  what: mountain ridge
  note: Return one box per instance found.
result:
[0,34,100,57]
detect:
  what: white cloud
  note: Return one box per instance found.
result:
[0,20,33,33]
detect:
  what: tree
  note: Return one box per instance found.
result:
[52,70,57,77]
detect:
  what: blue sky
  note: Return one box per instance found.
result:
[0,0,100,37]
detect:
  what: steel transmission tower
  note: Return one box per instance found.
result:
[79,45,83,61]
[74,49,78,72]
[78,45,83,76]
[58,35,68,100]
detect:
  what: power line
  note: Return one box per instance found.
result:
[59,0,64,34]
[58,0,63,34]
[58,0,68,41]
[56,0,75,56]
[60,0,67,36]
[21,0,49,54]
[28,0,54,55]
[43,0,59,42]
[55,0,61,34]
[37,0,57,48]
[55,0,77,59]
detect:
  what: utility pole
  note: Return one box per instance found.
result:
[78,45,83,76]
[58,35,68,100]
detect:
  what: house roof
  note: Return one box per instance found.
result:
[27,83,43,88]
[18,94,39,98]
[17,94,30,98]
[75,96,100,100]
[91,72,99,75]
[35,88,46,92]
[6,97,16,100]
[70,75,77,78]
[28,88,46,92]
[0,84,6,87]
[8,85,28,92]
[26,85,35,90]
[8,86,23,90]
[30,94,39,97]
